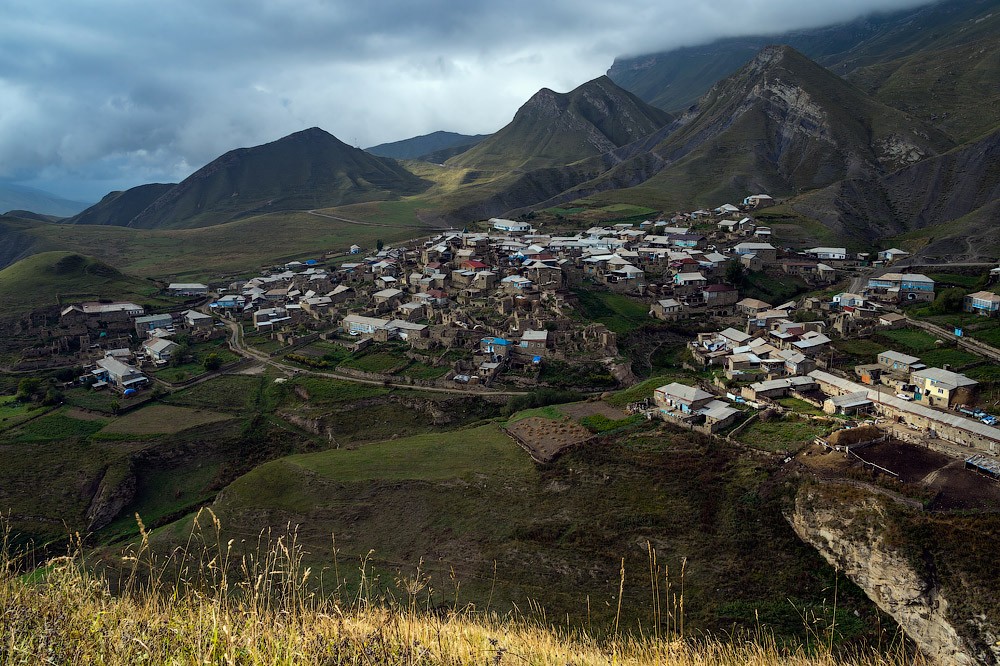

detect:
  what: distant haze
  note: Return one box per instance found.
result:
[1,0,933,200]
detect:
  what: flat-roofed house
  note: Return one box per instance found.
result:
[877,248,909,263]
[94,356,148,391]
[878,313,907,329]
[805,247,847,261]
[183,309,213,329]
[824,391,872,415]
[654,382,714,414]
[877,350,923,374]
[737,298,772,315]
[519,329,549,355]
[733,242,777,263]
[62,302,145,323]
[719,327,751,347]
[343,314,390,336]
[964,291,1000,316]
[491,218,531,233]
[373,288,404,306]
[168,283,209,296]
[650,298,682,320]
[911,367,978,408]
[701,400,741,432]
[743,194,774,208]
[866,273,935,303]
[742,376,818,401]
[135,313,173,336]
[141,337,179,364]
[702,284,738,310]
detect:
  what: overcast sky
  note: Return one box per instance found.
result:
[2,0,932,201]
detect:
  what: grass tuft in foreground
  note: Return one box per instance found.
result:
[0,513,917,665]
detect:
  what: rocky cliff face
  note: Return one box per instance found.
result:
[86,461,137,531]
[788,485,998,665]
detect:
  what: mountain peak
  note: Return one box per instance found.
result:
[67,128,429,229]
[752,44,796,65]
[287,126,336,140]
[449,76,673,171]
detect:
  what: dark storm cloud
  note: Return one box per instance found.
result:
[0,0,933,199]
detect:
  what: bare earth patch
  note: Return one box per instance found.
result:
[505,416,594,463]
[63,408,107,421]
[234,364,267,375]
[560,401,627,420]
[798,441,1000,511]
[98,405,232,436]
[854,440,1000,511]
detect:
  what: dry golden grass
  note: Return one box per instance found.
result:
[0,512,921,666]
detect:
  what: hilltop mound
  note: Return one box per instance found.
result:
[66,128,432,229]
[0,251,154,316]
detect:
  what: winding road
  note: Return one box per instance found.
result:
[215,315,529,397]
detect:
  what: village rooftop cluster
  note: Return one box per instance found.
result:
[8,197,1000,475]
[14,200,951,392]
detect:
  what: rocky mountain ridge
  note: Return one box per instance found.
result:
[447,76,673,172]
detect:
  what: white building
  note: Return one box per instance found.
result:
[168,283,209,296]
[806,247,847,261]
[490,218,531,233]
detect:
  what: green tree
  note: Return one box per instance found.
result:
[930,287,965,315]
[203,353,223,371]
[42,388,63,406]
[169,342,190,367]
[16,378,41,402]
[376,239,385,252]
[725,260,746,286]
[54,366,82,382]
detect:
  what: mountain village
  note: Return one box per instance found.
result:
[7,197,1000,481]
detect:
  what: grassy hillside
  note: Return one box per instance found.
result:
[508,45,953,223]
[885,198,1000,261]
[1,534,912,666]
[146,418,891,643]
[0,251,159,316]
[848,32,1000,144]
[2,209,437,279]
[0,216,53,269]
[637,46,949,196]
[0,370,504,547]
